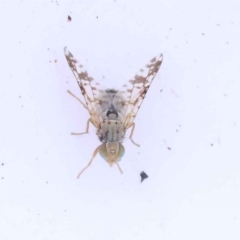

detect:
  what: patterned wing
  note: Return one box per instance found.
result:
[119,53,163,129]
[64,47,103,128]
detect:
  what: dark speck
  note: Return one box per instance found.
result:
[211,144,213,146]
[67,15,71,21]
[140,171,148,183]
[167,147,171,150]
[1,163,4,166]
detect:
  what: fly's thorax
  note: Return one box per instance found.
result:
[97,119,125,142]
[99,142,125,166]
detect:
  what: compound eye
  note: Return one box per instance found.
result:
[117,143,125,160]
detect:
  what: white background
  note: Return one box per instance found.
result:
[0,0,240,239]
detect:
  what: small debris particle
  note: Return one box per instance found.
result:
[54,60,57,63]
[2,163,4,166]
[211,144,213,146]
[167,147,171,150]
[202,33,205,36]
[46,181,48,184]
[96,16,98,19]
[67,15,71,21]
[140,171,148,183]
[160,89,163,92]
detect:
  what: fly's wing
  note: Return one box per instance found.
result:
[64,47,103,128]
[119,53,163,129]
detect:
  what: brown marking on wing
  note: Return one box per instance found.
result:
[64,47,103,128]
[120,53,163,129]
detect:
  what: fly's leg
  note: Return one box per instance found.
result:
[129,122,140,147]
[67,90,88,110]
[71,118,92,135]
[77,146,99,178]
[68,90,92,135]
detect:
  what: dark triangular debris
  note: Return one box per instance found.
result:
[140,171,148,183]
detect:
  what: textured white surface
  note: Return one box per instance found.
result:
[0,1,240,240]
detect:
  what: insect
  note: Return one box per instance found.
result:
[64,47,163,178]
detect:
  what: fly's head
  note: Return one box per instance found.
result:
[99,142,125,167]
